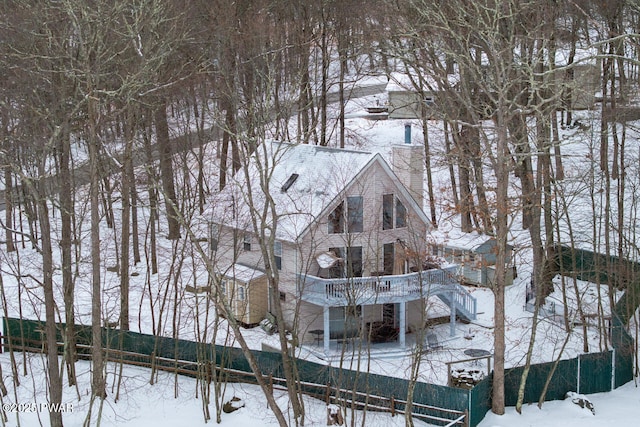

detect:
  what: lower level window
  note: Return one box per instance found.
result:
[274,241,282,270]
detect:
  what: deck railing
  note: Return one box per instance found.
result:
[439,282,477,321]
[298,266,460,306]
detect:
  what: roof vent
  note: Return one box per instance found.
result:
[281,173,299,192]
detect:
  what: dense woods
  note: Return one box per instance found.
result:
[1,1,640,426]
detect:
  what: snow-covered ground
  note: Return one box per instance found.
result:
[1,353,637,427]
[0,353,430,427]
[1,72,639,425]
[479,380,640,427]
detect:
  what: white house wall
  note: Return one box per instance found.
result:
[294,162,429,343]
[297,162,428,279]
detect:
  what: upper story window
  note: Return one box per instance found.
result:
[243,234,251,251]
[330,246,363,278]
[329,196,363,234]
[383,194,394,230]
[328,201,345,234]
[383,194,406,230]
[396,197,406,228]
[347,196,363,232]
[209,224,219,252]
[274,241,282,270]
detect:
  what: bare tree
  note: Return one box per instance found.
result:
[392,0,576,414]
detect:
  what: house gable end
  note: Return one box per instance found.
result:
[296,154,430,242]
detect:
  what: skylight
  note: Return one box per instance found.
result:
[281,173,299,192]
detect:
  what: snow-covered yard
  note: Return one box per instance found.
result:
[1,352,637,427]
[1,76,639,426]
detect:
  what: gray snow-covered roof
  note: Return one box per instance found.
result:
[221,264,265,283]
[206,141,380,242]
[385,71,459,93]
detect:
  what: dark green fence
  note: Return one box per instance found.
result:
[504,358,577,406]
[501,352,618,408]
[555,244,640,324]
[579,351,612,394]
[610,311,635,388]
[2,307,634,427]
[1,317,470,425]
[555,245,636,383]
[469,374,492,427]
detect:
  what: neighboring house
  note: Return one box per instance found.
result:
[385,56,599,121]
[560,62,600,111]
[205,140,476,354]
[431,236,515,288]
[554,48,600,111]
[385,72,441,120]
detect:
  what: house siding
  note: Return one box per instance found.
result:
[297,164,428,279]
[294,163,429,344]
[224,275,268,325]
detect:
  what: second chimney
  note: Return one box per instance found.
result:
[393,123,424,210]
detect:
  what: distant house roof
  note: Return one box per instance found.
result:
[206,141,429,243]
[554,47,598,67]
[434,233,513,264]
[436,234,513,251]
[474,238,512,253]
[385,71,459,93]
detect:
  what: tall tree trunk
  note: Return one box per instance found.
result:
[89,97,106,399]
[57,118,77,385]
[130,149,141,265]
[471,152,493,233]
[4,168,14,252]
[219,100,237,191]
[600,45,612,174]
[241,145,306,426]
[142,114,158,274]
[421,105,437,226]
[338,32,347,149]
[120,113,133,331]
[297,18,314,145]
[455,123,476,232]
[33,171,64,426]
[154,101,181,240]
[335,4,349,149]
[552,112,564,180]
[564,16,578,126]
[194,86,207,214]
[40,203,65,426]
[443,121,459,207]
[492,111,510,416]
[319,11,328,147]
[1,105,14,252]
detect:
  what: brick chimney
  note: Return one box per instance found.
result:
[392,123,424,210]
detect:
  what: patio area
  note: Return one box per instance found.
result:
[298,267,478,355]
[299,321,494,372]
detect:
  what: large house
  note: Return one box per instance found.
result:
[205,140,476,354]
